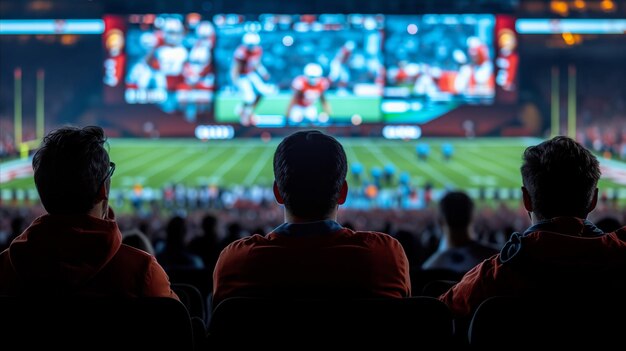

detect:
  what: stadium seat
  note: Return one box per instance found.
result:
[422,279,457,297]
[468,295,626,347]
[207,296,454,349]
[166,268,213,300]
[410,267,464,295]
[172,282,208,323]
[0,296,194,351]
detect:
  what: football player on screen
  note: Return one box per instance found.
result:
[231,32,272,126]
[454,36,494,97]
[147,17,189,111]
[329,40,355,95]
[177,20,216,122]
[286,63,331,125]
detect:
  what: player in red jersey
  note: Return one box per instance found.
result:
[230,32,272,126]
[286,63,331,125]
[176,20,216,121]
[455,36,494,96]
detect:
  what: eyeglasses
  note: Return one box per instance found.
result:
[98,161,116,191]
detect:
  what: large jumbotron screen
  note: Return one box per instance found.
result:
[383,14,496,124]
[103,14,216,122]
[103,13,518,127]
[213,14,384,127]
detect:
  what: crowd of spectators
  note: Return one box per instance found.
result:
[3,190,623,271]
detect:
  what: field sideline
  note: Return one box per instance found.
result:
[2,137,625,199]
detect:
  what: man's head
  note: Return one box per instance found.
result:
[273,130,348,220]
[33,126,112,215]
[521,136,600,220]
[439,191,474,231]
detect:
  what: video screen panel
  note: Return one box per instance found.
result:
[103,13,514,129]
[382,14,496,124]
[212,14,384,127]
[121,14,215,122]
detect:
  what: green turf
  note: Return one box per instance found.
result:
[215,92,381,123]
[3,138,625,198]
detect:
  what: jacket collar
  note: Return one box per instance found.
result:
[523,217,605,237]
[272,220,343,237]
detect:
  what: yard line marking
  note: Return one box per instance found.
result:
[209,144,258,180]
[367,143,397,167]
[243,147,275,185]
[113,147,181,176]
[380,145,457,187]
[461,148,521,183]
[170,146,230,183]
[343,142,363,167]
[140,149,202,182]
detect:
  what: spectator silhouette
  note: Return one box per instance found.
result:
[0,215,25,252]
[422,191,498,275]
[212,130,411,307]
[595,216,622,233]
[440,136,626,320]
[188,213,221,270]
[219,221,243,250]
[0,126,177,299]
[157,216,204,271]
[393,229,421,269]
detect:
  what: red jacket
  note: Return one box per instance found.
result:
[439,217,626,318]
[212,220,411,307]
[0,210,178,299]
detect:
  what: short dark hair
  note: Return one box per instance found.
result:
[273,130,347,219]
[33,126,110,215]
[439,191,474,229]
[521,136,600,219]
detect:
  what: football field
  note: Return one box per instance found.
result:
[3,137,625,200]
[214,92,381,124]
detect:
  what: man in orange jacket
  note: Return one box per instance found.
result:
[212,130,411,308]
[0,126,178,299]
[439,136,626,319]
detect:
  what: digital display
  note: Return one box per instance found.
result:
[382,14,496,123]
[212,14,384,127]
[123,14,215,122]
[103,13,516,128]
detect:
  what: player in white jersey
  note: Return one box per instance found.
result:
[230,32,272,126]
[147,17,188,111]
[329,40,355,95]
[177,21,216,121]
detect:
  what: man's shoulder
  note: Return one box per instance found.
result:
[112,244,156,266]
[346,230,402,248]
[222,234,269,251]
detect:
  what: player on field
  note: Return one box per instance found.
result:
[231,32,272,126]
[147,17,189,111]
[286,63,331,125]
[329,40,355,95]
[454,36,494,96]
[177,20,216,121]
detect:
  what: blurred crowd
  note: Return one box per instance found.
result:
[2,192,623,271]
